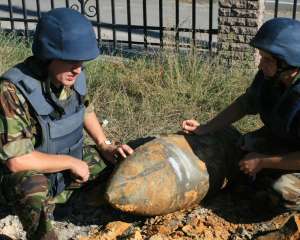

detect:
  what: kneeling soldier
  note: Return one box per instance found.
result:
[0,8,133,240]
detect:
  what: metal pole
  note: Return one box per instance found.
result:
[80,0,85,15]
[96,0,102,46]
[159,0,163,48]
[175,0,179,49]
[293,0,297,19]
[127,0,132,48]
[143,0,147,49]
[36,0,41,19]
[274,0,279,17]
[21,0,28,39]
[8,0,14,30]
[192,0,196,47]
[208,0,213,51]
[111,0,116,49]
[50,0,55,9]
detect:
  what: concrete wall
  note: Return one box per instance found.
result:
[218,0,265,63]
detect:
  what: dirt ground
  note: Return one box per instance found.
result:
[0,138,299,240]
[0,179,299,240]
[74,181,298,240]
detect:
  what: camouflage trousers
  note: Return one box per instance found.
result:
[0,145,107,240]
[239,127,300,212]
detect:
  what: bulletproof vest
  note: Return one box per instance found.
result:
[251,71,300,144]
[1,63,86,159]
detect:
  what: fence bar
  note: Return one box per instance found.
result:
[101,39,212,49]
[0,17,38,23]
[192,0,196,46]
[96,0,101,45]
[208,0,213,51]
[293,0,297,19]
[274,0,279,17]
[0,17,40,23]
[127,0,132,48]
[159,0,163,47]
[21,0,28,39]
[51,0,55,9]
[143,0,147,48]
[175,0,179,49]
[95,22,218,33]
[111,0,116,49]
[8,0,14,30]
[36,0,41,19]
[66,0,70,8]
[80,0,85,14]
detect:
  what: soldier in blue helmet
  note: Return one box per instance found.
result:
[0,8,133,240]
[182,18,300,237]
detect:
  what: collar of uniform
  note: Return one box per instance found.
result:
[46,76,74,101]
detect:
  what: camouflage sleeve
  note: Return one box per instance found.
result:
[0,80,35,163]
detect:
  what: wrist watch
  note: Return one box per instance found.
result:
[104,140,112,145]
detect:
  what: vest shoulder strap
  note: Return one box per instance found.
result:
[1,65,54,115]
[74,71,87,96]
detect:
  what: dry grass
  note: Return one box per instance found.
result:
[85,50,261,142]
[0,33,262,143]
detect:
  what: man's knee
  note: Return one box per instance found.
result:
[273,173,300,211]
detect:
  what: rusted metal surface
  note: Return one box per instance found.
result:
[105,128,243,216]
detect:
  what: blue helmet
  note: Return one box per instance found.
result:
[250,18,300,67]
[32,8,100,61]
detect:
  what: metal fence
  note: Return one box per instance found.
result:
[274,0,298,18]
[265,0,300,20]
[0,0,218,51]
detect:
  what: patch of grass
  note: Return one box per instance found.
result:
[85,50,262,142]
[0,34,262,143]
[0,32,31,73]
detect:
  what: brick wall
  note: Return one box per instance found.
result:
[218,0,264,64]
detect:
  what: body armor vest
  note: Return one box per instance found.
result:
[2,63,86,158]
[1,63,87,196]
[252,71,300,145]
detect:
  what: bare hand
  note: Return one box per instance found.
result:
[239,152,265,176]
[70,159,90,183]
[181,119,200,134]
[99,143,134,165]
